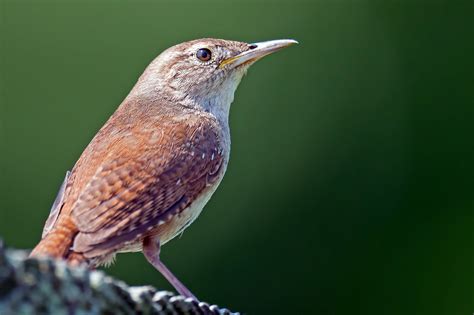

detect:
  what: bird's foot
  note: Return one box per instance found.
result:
[143,235,198,301]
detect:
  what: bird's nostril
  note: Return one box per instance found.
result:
[248,44,258,50]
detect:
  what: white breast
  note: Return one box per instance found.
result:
[159,171,226,245]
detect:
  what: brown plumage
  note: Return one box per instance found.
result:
[30,37,297,299]
[32,103,224,264]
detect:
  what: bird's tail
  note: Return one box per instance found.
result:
[29,216,81,262]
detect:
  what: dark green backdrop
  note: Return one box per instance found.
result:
[1,1,473,314]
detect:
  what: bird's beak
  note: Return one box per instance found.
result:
[219,39,298,69]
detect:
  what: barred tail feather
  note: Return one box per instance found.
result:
[30,216,78,259]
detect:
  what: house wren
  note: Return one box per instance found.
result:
[30,38,298,299]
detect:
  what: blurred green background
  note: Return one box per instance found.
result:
[1,0,473,314]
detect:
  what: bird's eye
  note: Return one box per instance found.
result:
[196,48,212,62]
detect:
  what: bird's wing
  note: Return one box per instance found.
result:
[41,170,71,239]
[70,115,224,257]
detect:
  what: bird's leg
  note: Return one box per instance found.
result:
[143,235,198,301]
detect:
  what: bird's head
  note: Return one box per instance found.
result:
[131,38,297,118]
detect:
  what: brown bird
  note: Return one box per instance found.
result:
[30,38,297,299]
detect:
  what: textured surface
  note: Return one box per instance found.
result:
[0,241,237,315]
